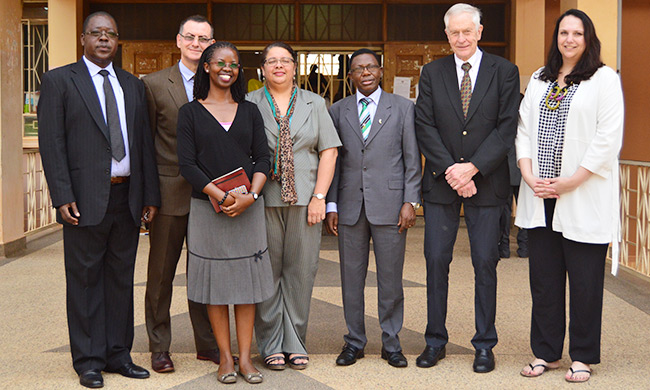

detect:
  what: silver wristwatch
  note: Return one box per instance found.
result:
[312,193,326,200]
[250,191,259,201]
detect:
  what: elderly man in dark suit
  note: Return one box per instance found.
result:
[326,48,421,368]
[142,15,218,374]
[414,3,519,373]
[38,12,160,388]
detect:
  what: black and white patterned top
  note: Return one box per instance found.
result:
[537,81,579,179]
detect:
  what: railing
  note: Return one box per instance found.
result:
[23,149,56,234]
[619,160,650,278]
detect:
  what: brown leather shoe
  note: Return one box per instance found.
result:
[151,351,174,373]
[197,349,221,364]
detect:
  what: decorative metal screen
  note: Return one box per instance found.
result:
[213,4,294,41]
[619,161,650,277]
[301,4,382,42]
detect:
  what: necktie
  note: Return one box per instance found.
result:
[460,62,472,119]
[359,97,372,140]
[99,70,126,161]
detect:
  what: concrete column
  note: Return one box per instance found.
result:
[49,0,83,69]
[0,0,27,256]
[561,0,618,70]
[514,0,546,88]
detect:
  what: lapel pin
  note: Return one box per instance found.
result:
[378,119,382,124]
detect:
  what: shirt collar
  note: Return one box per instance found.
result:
[178,60,195,82]
[356,86,382,106]
[83,55,116,77]
[454,48,483,70]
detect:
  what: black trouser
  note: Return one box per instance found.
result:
[528,199,607,364]
[63,183,139,374]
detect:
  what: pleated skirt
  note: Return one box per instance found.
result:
[186,197,274,305]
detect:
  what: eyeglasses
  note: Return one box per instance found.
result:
[179,33,212,44]
[210,61,240,70]
[84,30,119,39]
[264,57,295,66]
[350,65,381,75]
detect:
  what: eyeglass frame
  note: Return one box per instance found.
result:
[178,33,213,44]
[84,30,119,40]
[349,64,382,75]
[263,57,295,66]
[209,60,241,70]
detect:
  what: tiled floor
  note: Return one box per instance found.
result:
[1,219,649,389]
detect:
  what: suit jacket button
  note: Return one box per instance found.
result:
[361,149,365,153]
[462,131,467,135]
[363,167,367,171]
[360,188,363,192]
[432,171,436,176]
[460,157,465,161]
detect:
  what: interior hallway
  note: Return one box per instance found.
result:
[1,218,649,389]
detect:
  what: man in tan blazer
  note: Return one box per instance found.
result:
[142,15,217,373]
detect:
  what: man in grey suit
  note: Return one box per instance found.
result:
[142,15,218,373]
[325,48,422,368]
[414,3,519,373]
[38,12,160,388]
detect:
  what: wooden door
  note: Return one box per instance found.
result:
[121,41,180,77]
[383,43,451,100]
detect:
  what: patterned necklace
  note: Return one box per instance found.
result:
[544,83,571,111]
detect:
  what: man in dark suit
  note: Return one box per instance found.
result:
[142,15,218,374]
[38,12,160,388]
[414,3,519,373]
[325,49,422,368]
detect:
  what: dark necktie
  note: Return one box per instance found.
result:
[460,62,472,119]
[99,70,126,161]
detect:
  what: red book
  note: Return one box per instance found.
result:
[209,167,251,213]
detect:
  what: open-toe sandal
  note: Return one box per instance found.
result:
[264,354,286,371]
[566,367,592,383]
[521,363,552,377]
[288,354,309,370]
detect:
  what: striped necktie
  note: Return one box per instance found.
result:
[99,70,126,161]
[460,62,472,119]
[359,97,372,140]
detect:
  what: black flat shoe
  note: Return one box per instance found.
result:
[381,348,408,368]
[106,362,150,379]
[335,344,364,366]
[416,345,446,368]
[79,369,103,388]
[473,349,495,373]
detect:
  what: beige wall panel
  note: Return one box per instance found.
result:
[49,0,83,69]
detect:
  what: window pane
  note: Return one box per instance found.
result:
[301,4,381,42]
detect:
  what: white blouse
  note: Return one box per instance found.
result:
[515,66,624,267]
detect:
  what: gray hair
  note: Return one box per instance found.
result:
[444,3,482,32]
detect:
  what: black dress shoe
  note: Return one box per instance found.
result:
[79,369,103,388]
[416,345,446,368]
[335,344,364,366]
[381,348,407,368]
[106,362,150,379]
[151,351,174,373]
[473,349,495,373]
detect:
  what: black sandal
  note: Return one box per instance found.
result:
[288,354,309,370]
[264,354,286,371]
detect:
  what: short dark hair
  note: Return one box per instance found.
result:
[82,11,117,33]
[541,9,603,84]
[193,41,246,103]
[179,15,213,38]
[260,41,297,65]
[349,48,382,68]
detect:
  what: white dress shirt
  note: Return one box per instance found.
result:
[453,48,483,92]
[83,56,130,177]
[326,87,383,214]
[178,60,196,102]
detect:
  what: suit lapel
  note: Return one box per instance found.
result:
[365,90,391,146]
[116,68,135,151]
[70,59,110,142]
[250,89,279,137]
[441,57,465,123]
[343,96,364,144]
[168,63,189,109]
[465,52,496,122]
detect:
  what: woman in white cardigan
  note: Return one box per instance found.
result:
[515,9,624,383]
